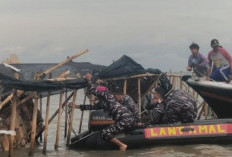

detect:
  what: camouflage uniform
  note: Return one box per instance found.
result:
[120,95,139,123]
[147,89,197,124]
[85,81,136,141]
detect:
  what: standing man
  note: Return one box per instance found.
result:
[187,42,209,76]
[208,39,232,82]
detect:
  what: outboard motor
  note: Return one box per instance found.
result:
[88,110,114,131]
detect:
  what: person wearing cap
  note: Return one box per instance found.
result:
[112,86,139,123]
[208,39,232,82]
[145,74,197,124]
[78,73,136,151]
[187,42,209,76]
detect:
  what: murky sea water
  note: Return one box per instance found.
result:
[1,90,232,157]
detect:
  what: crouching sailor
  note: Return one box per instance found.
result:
[77,73,137,151]
[145,74,197,125]
[112,86,140,124]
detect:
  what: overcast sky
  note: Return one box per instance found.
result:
[1,0,232,72]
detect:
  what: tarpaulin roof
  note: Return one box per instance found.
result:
[99,55,146,79]
[0,72,87,92]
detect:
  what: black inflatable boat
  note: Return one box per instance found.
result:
[68,110,232,150]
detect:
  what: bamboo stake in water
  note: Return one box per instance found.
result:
[66,90,77,145]
[137,78,141,120]
[54,90,64,150]
[78,94,87,134]
[28,92,39,156]
[39,95,43,142]
[42,91,51,155]
[9,73,19,157]
[64,89,68,138]
[43,73,52,155]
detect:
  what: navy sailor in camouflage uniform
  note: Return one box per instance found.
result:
[145,74,197,125]
[81,73,136,151]
[112,86,139,123]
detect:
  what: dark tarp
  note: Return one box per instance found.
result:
[98,55,146,79]
[0,72,88,92]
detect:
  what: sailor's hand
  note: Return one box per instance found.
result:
[186,66,192,71]
[68,102,80,109]
[227,74,232,83]
[85,73,92,81]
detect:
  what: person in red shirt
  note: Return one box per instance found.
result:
[207,39,232,82]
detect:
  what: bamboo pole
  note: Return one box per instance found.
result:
[78,94,87,134]
[137,78,141,120]
[9,90,17,157]
[123,79,127,95]
[66,90,77,145]
[42,73,52,155]
[64,89,68,138]
[42,91,51,155]
[28,92,39,156]
[54,90,64,150]
[39,49,88,79]
[39,95,42,142]
[9,73,19,157]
